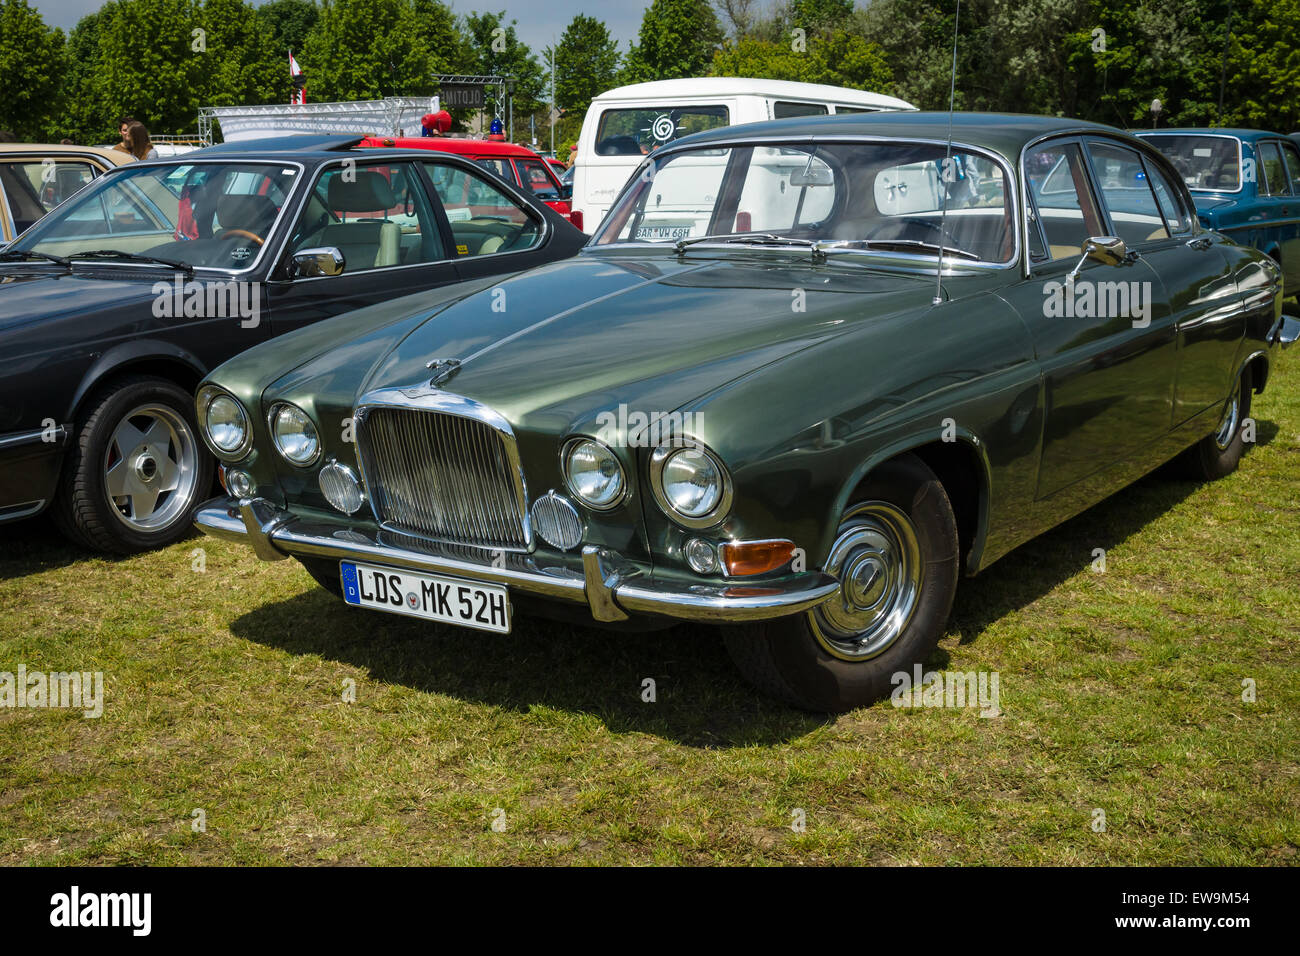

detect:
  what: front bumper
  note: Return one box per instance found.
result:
[194,496,840,626]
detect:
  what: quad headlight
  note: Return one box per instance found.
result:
[650,443,731,528]
[197,385,251,460]
[562,438,626,510]
[269,403,320,466]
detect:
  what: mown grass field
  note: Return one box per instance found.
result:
[1,348,1297,866]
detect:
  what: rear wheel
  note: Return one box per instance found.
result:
[723,454,960,712]
[1183,366,1252,480]
[53,376,211,554]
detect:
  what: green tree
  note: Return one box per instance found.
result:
[0,0,66,139]
[622,0,723,82]
[197,0,284,107]
[711,30,892,91]
[259,0,319,58]
[302,0,439,99]
[552,14,620,112]
[462,11,545,132]
[90,0,207,135]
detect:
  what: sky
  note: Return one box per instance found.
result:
[30,0,648,53]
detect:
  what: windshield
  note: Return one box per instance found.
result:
[1142,135,1241,191]
[593,141,1013,264]
[11,161,300,271]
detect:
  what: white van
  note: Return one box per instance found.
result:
[571,77,916,233]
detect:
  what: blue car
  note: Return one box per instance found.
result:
[1138,129,1300,298]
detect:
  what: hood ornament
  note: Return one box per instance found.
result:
[425,358,462,388]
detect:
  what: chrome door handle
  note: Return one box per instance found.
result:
[1186,236,1212,250]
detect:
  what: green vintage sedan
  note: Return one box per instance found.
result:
[193,112,1298,712]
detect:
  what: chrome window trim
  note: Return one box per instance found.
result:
[352,386,534,552]
[590,133,1022,272]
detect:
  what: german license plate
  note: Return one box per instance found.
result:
[636,223,692,240]
[340,561,510,633]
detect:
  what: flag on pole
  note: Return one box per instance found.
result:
[289,52,306,105]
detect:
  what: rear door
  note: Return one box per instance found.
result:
[1004,136,1176,498]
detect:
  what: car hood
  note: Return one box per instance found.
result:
[270,251,945,435]
[0,269,163,335]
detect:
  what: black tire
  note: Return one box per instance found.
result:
[722,453,960,712]
[297,556,344,597]
[52,375,212,554]
[1182,366,1252,481]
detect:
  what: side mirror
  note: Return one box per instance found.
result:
[1067,235,1128,281]
[558,184,573,201]
[288,246,345,278]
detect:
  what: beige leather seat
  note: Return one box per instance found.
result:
[307,172,401,269]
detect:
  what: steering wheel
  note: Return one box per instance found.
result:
[219,229,264,245]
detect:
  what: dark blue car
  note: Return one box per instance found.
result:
[1139,128,1300,299]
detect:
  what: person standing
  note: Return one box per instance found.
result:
[112,116,135,154]
[125,121,158,161]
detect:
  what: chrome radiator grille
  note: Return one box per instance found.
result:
[356,405,530,550]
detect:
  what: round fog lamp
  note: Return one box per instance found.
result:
[224,467,254,498]
[319,460,364,515]
[684,537,719,574]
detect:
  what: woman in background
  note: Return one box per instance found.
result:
[125,121,158,160]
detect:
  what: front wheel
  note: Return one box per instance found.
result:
[52,375,212,554]
[723,454,960,712]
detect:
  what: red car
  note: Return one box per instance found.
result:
[359,136,578,227]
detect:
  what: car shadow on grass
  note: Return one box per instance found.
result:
[945,425,1277,642]
[227,422,1281,745]
[229,590,834,748]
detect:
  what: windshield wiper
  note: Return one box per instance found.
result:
[842,239,982,262]
[675,233,824,258]
[0,249,71,267]
[66,249,194,275]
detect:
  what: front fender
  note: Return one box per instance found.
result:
[68,338,208,419]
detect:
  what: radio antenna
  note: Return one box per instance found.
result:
[934,0,962,306]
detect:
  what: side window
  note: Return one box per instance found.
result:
[1024,141,1105,261]
[475,158,513,184]
[289,162,443,271]
[0,160,97,233]
[773,101,829,119]
[514,158,558,198]
[1141,158,1194,235]
[1258,142,1289,197]
[1086,140,1169,244]
[1281,141,1300,195]
[424,162,540,257]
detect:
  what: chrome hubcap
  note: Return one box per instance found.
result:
[811,501,923,660]
[104,404,199,531]
[1214,379,1242,451]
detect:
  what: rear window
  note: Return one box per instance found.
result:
[773,101,828,119]
[594,106,730,156]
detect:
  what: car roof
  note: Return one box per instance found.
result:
[0,142,132,163]
[187,134,366,157]
[593,77,915,111]
[358,136,544,159]
[672,111,1143,161]
[1138,128,1288,142]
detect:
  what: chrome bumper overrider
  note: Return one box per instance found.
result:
[194,496,840,625]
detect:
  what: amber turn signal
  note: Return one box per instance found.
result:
[720,539,797,577]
